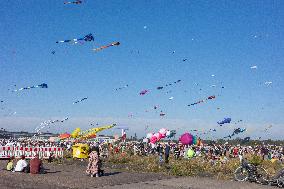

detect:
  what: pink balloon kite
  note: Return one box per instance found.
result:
[150,135,158,144]
[179,133,193,145]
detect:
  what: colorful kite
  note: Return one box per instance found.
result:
[64,0,82,4]
[93,42,120,52]
[56,33,94,44]
[217,118,231,125]
[13,83,48,92]
[73,97,88,104]
[187,95,216,107]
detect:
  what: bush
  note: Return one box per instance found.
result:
[105,154,282,180]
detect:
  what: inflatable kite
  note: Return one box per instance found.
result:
[13,83,48,92]
[59,133,71,139]
[179,133,193,145]
[71,128,81,138]
[217,118,231,125]
[72,124,116,139]
[147,128,173,144]
[93,42,120,52]
[56,33,94,44]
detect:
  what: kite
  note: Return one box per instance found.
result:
[59,133,71,140]
[217,118,231,125]
[56,33,94,44]
[139,90,148,95]
[187,95,216,107]
[189,128,216,135]
[73,97,88,104]
[169,97,174,100]
[71,128,81,138]
[179,133,193,145]
[35,117,69,133]
[13,83,48,92]
[182,59,187,62]
[264,81,272,86]
[156,79,181,90]
[224,128,246,139]
[51,51,56,55]
[242,137,251,143]
[262,125,272,132]
[160,112,166,116]
[64,0,82,4]
[115,84,129,91]
[74,124,116,139]
[93,42,120,52]
[250,65,257,69]
[234,119,243,124]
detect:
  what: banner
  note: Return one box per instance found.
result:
[0,146,64,159]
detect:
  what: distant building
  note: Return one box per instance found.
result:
[0,128,58,140]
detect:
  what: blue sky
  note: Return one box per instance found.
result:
[0,0,284,139]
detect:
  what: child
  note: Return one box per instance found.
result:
[6,157,14,171]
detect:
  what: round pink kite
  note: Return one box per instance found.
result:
[150,135,158,144]
[179,132,193,145]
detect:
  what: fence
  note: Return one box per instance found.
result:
[0,146,64,159]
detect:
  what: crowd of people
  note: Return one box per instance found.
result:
[98,141,284,165]
[1,138,284,177]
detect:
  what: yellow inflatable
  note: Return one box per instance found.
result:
[72,143,89,159]
[71,128,81,138]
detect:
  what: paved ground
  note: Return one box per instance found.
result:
[0,160,276,189]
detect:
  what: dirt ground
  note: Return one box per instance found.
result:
[0,160,275,189]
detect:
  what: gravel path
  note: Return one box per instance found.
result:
[0,160,276,189]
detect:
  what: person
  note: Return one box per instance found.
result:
[86,147,100,177]
[164,142,170,163]
[14,155,28,172]
[174,144,180,159]
[6,157,14,171]
[30,154,44,174]
[157,143,163,163]
[48,153,54,163]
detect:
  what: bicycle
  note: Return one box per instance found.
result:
[234,161,270,184]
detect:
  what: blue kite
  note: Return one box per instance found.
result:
[217,118,231,125]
